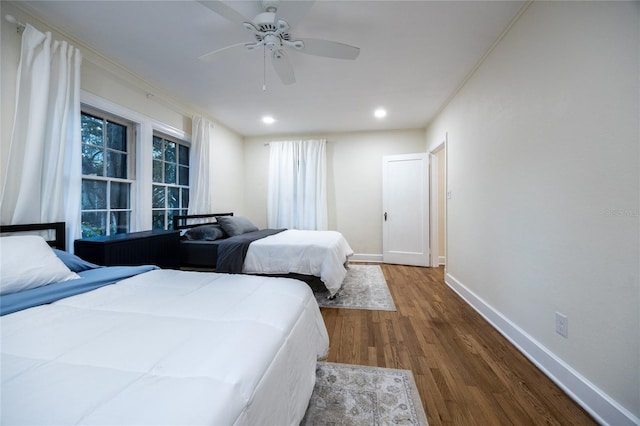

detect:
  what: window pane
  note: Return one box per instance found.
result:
[167,187,179,209]
[152,185,165,208]
[110,211,130,235]
[106,121,126,151]
[181,188,189,209]
[81,212,107,238]
[107,151,127,178]
[164,162,176,184]
[82,179,107,210]
[178,165,189,186]
[167,209,180,231]
[110,182,130,209]
[152,211,165,230]
[152,159,163,183]
[81,114,103,147]
[178,145,189,166]
[153,136,163,160]
[82,145,104,176]
[165,141,176,163]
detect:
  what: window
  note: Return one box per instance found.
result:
[152,134,189,230]
[81,109,134,237]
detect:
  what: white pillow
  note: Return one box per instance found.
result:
[0,235,80,296]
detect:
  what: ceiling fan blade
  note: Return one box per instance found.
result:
[271,50,295,85]
[198,42,250,63]
[198,0,249,26]
[298,38,360,60]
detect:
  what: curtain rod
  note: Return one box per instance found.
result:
[5,15,26,34]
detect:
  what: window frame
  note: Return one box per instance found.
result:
[151,132,190,230]
[80,105,136,237]
[80,90,191,233]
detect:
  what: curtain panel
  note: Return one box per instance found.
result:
[267,139,327,230]
[188,115,214,215]
[0,25,82,250]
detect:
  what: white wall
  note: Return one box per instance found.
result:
[244,129,425,257]
[425,1,639,424]
[0,1,245,227]
[209,123,244,214]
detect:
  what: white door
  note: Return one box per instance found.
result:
[382,153,430,266]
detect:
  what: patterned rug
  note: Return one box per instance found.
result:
[302,362,428,425]
[315,264,396,311]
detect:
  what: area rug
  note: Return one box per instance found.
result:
[315,264,396,311]
[302,362,428,425]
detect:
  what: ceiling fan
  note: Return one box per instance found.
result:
[197,0,360,86]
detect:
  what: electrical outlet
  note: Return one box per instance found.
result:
[555,312,568,338]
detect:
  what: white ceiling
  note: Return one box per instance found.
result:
[16,0,525,137]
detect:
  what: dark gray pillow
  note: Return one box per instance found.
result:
[184,224,227,241]
[215,216,259,237]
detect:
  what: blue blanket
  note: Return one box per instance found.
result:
[0,265,157,316]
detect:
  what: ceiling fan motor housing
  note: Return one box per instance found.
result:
[261,0,280,13]
[253,12,278,31]
[250,11,293,46]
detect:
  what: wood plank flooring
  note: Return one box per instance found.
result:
[320,264,597,425]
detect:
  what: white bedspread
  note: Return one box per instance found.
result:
[1,269,329,425]
[242,230,354,297]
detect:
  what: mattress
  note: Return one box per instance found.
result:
[243,229,354,297]
[1,269,329,425]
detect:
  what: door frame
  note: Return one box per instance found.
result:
[429,138,447,268]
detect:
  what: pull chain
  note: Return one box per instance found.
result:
[262,45,267,92]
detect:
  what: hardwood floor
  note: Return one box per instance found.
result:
[320,264,597,425]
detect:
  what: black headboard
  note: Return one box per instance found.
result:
[0,222,66,250]
[173,213,234,231]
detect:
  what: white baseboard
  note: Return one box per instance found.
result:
[445,272,639,426]
[438,256,446,266]
[350,253,383,263]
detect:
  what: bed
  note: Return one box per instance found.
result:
[175,213,354,297]
[0,222,330,425]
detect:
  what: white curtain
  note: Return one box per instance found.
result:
[188,115,214,215]
[0,25,82,250]
[267,140,327,230]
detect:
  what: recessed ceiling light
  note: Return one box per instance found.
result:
[374,108,387,119]
[262,116,275,124]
